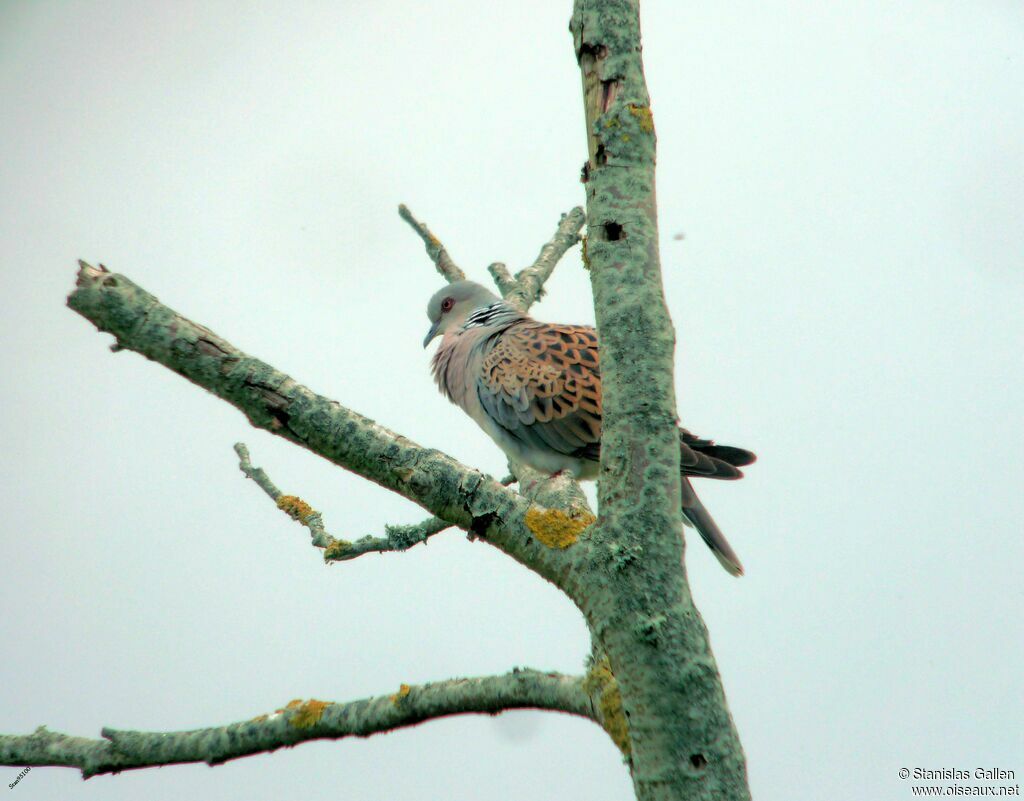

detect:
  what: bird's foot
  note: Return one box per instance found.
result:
[526,471,562,490]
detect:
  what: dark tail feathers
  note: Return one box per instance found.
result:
[681,477,744,576]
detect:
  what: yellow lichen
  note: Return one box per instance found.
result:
[323,538,352,560]
[277,495,314,523]
[627,104,655,132]
[583,657,630,756]
[288,699,331,729]
[524,506,595,549]
[390,684,411,704]
[250,713,268,723]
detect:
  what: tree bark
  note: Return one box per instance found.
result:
[1,4,753,797]
[570,2,751,799]
[0,671,591,778]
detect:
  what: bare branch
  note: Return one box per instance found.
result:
[235,443,522,562]
[398,204,465,283]
[0,670,593,779]
[504,206,586,312]
[235,438,439,557]
[487,261,517,296]
[401,203,584,311]
[324,473,517,561]
[66,262,580,589]
[234,442,334,548]
[234,442,282,498]
[325,515,450,561]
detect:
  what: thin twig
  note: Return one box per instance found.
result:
[236,443,520,562]
[516,206,586,309]
[487,261,517,296]
[325,516,449,561]
[235,443,333,549]
[503,207,586,311]
[325,474,518,561]
[398,204,465,283]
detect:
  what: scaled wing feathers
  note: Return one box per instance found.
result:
[476,322,602,459]
[476,321,753,481]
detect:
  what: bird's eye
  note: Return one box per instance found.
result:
[441,297,454,312]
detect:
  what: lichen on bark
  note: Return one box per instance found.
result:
[571,2,751,799]
[0,5,753,798]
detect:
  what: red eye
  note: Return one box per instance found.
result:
[441,297,454,312]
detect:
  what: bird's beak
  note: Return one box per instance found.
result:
[423,320,441,348]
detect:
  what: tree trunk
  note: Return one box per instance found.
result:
[570,2,751,798]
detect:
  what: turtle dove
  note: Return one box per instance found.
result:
[424,280,755,576]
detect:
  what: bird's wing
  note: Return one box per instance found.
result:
[476,322,603,459]
[476,321,754,480]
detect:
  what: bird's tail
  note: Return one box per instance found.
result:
[681,477,744,576]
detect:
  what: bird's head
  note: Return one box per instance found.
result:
[423,280,501,347]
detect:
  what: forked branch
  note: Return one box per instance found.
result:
[235,441,519,561]
[65,261,578,587]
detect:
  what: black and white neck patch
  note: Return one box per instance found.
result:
[462,302,518,330]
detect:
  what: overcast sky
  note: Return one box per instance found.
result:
[1,2,1022,800]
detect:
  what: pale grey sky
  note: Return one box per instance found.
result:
[1,2,1022,800]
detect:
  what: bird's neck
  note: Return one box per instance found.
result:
[430,303,526,403]
[460,301,524,331]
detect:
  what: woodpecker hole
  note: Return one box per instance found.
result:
[604,221,624,241]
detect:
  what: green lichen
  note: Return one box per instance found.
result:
[635,613,667,645]
[608,540,643,570]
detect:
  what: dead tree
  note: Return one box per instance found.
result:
[0,2,751,798]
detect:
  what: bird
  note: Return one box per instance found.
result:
[423,280,755,575]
